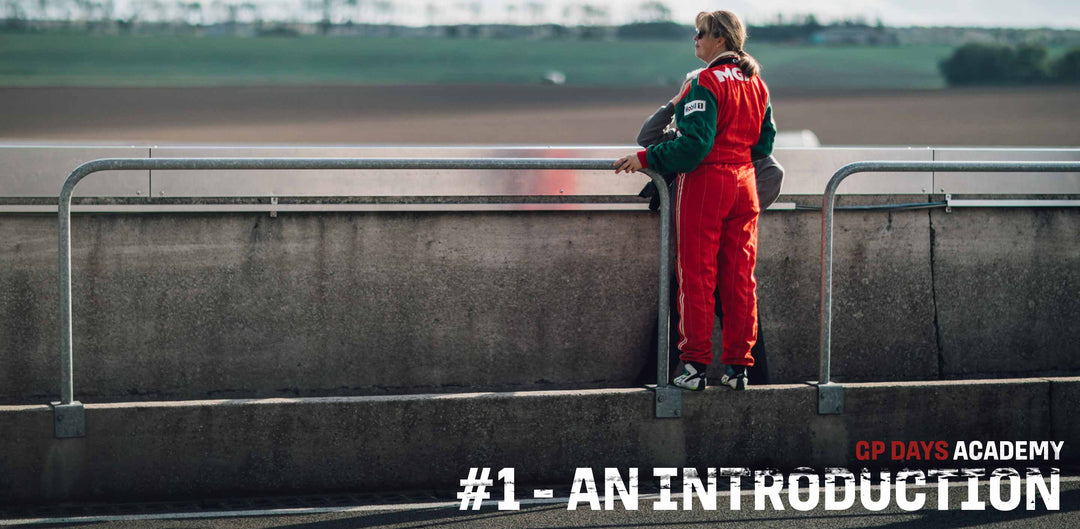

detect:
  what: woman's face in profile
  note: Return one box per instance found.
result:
[693,26,727,62]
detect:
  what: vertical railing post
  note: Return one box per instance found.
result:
[646,168,681,418]
[817,165,851,415]
[51,164,88,438]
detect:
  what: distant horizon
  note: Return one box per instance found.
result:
[669,1,1080,30]
[7,0,1080,31]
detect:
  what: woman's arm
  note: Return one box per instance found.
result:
[751,99,783,209]
[639,79,718,174]
[750,100,776,160]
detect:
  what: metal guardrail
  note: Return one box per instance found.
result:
[52,158,1079,432]
[51,158,682,438]
[817,161,1080,415]
[7,145,1080,199]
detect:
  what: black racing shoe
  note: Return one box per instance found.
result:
[720,365,748,391]
[672,362,707,391]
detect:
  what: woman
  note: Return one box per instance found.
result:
[614,10,775,391]
[634,72,783,389]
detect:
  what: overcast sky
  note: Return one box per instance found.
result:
[32,1,1080,29]
[667,0,1079,29]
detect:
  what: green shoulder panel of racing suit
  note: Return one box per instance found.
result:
[751,102,776,159]
[645,78,718,175]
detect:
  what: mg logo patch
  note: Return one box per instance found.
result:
[714,68,747,83]
[684,100,706,115]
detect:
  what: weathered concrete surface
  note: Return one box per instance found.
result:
[2,203,1078,403]
[685,378,1054,470]
[0,212,660,403]
[756,198,938,384]
[0,390,684,503]
[1051,377,1080,469]
[835,378,1053,468]
[0,378,1066,503]
[931,208,1080,377]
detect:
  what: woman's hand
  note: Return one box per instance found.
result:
[613,154,643,174]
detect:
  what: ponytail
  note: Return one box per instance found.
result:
[736,50,760,79]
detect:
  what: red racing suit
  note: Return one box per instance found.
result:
[635,53,774,367]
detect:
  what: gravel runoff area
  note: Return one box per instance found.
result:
[1,85,1078,147]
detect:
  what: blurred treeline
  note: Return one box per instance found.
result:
[940,43,1080,85]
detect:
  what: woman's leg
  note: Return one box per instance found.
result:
[674,169,735,366]
[748,309,770,384]
[717,164,760,367]
[715,289,770,384]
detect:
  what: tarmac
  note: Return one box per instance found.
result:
[4,476,1078,528]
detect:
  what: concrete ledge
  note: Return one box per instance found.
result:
[1,378,1071,504]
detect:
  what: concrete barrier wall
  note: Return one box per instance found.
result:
[2,201,1079,403]
[1052,377,1080,467]
[0,212,659,403]
[931,209,1080,378]
[756,199,939,384]
[0,378,1071,503]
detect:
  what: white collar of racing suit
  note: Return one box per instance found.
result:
[705,50,739,66]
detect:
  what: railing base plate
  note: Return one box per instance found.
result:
[654,385,683,418]
[817,383,844,415]
[51,401,85,438]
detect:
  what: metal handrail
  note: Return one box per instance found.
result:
[817,160,1080,414]
[52,158,680,438]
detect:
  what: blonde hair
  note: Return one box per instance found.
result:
[695,10,761,78]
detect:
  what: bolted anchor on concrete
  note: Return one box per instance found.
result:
[51,401,86,438]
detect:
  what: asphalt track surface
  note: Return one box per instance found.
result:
[1,85,1079,147]
[5,478,1078,529]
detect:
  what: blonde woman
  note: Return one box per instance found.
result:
[615,10,775,391]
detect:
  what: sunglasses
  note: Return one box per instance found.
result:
[695,28,716,40]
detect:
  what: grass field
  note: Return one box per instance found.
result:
[0,31,966,89]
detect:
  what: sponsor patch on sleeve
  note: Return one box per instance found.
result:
[683,100,706,116]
